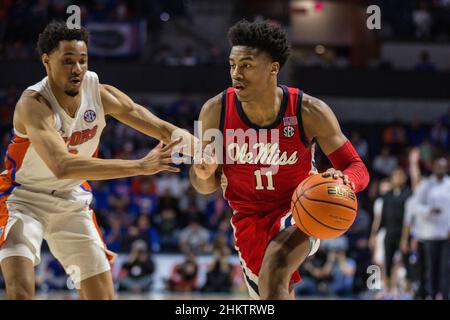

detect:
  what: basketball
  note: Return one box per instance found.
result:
[291,174,358,240]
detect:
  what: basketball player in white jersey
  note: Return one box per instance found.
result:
[0,22,193,299]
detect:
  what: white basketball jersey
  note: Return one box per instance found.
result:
[5,71,105,191]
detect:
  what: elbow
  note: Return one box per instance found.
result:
[52,164,66,179]
[51,159,70,179]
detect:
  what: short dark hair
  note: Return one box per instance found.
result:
[227,19,290,68]
[37,22,89,56]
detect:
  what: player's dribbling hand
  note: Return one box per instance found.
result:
[193,143,218,180]
[322,168,355,190]
[140,137,182,175]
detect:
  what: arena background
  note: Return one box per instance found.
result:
[0,0,449,300]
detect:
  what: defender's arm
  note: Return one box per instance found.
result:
[16,91,178,180]
[101,84,196,156]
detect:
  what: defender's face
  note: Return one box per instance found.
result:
[229,46,279,102]
[44,40,88,97]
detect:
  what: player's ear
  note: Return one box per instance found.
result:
[42,53,50,70]
[41,53,49,65]
[270,62,280,75]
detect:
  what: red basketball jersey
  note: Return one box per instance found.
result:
[220,85,315,215]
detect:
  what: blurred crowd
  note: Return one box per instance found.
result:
[0,85,449,299]
[0,0,224,65]
[376,0,450,42]
[1,1,450,71]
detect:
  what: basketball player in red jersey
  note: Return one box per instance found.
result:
[190,20,370,299]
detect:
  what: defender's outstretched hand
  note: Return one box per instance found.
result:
[140,137,182,175]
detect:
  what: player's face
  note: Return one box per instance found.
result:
[229,46,279,102]
[44,40,88,97]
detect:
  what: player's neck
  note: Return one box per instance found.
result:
[241,85,282,126]
[48,78,81,117]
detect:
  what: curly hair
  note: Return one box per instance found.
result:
[37,22,89,56]
[227,19,290,68]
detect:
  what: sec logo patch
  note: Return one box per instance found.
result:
[84,110,96,123]
[283,126,295,137]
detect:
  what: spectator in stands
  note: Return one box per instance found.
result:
[158,188,181,213]
[104,215,125,253]
[180,45,199,66]
[111,0,131,22]
[206,191,230,229]
[297,236,356,298]
[350,131,369,163]
[108,179,131,213]
[201,236,233,293]
[179,185,207,215]
[210,219,234,251]
[154,208,180,252]
[322,237,356,297]
[167,253,199,292]
[130,177,158,216]
[296,246,329,296]
[91,180,112,215]
[430,120,449,149]
[407,120,428,147]
[156,171,186,198]
[122,215,160,253]
[151,44,179,65]
[178,217,211,254]
[373,146,398,178]
[412,1,432,39]
[415,51,436,72]
[118,240,155,293]
[418,138,435,171]
[136,214,160,252]
[326,249,356,297]
[207,46,226,66]
[382,121,406,151]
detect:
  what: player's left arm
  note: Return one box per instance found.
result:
[302,94,370,192]
[101,84,196,156]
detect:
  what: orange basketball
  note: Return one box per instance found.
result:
[291,174,358,240]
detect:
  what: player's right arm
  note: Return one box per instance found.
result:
[189,93,222,195]
[15,91,180,180]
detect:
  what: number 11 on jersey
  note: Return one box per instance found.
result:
[254,170,275,190]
